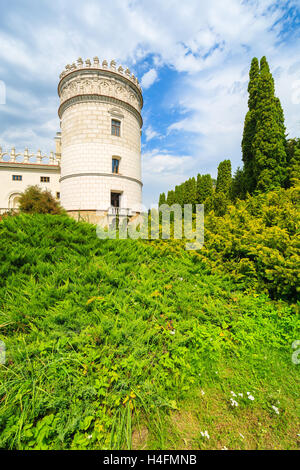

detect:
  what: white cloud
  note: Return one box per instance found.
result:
[144,125,159,141]
[141,68,158,89]
[142,149,195,206]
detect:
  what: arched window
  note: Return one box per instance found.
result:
[111,119,121,136]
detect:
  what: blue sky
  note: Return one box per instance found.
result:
[0,0,300,207]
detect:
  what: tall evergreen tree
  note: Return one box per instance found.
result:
[216,159,232,195]
[196,174,202,203]
[166,190,175,205]
[230,167,246,201]
[196,174,213,203]
[286,139,300,187]
[159,192,166,206]
[290,146,300,186]
[252,57,287,191]
[189,177,197,206]
[242,57,259,194]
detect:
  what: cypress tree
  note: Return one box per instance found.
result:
[286,139,300,187]
[190,177,197,206]
[197,174,213,203]
[252,56,287,191]
[182,181,189,205]
[230,167,246,201]
[167,190,175,206]
[196,174,202,203]
[159,192,166,206]
[242,57,259,194]
[177,184,184,206]
[201,174,213,201]
[216,159,232,195]
[290,146,300,186]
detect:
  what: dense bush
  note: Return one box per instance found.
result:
[18,185,64,215]
[199,186,300,301]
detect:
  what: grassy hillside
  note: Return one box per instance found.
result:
[0,213,299,449]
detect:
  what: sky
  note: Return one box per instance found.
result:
[0,0,300,207]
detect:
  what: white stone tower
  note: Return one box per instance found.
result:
[58,57,143,223]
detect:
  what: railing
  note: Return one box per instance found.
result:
[0,208,16,215]
[0,147,60,166]
[108,207,131,216]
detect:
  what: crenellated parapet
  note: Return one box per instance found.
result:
[59,57,141,89]
[0,146,61,166]
[58,57,143,120]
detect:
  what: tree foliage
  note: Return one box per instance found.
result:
[216,159,232,195]
[241,56,288,195]
[242,57,260,194]
[200,186,300,301]
[19,185,64,215]
[252,57,287,191]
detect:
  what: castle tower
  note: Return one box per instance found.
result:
[58,57,143,222]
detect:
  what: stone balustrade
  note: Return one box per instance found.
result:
[0,147,60,166]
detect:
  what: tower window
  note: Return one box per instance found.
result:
[111,119,121,136]
[112,158,120,174]
[41,176,50,182]
[111,192,120,208]
[12,175,22,181]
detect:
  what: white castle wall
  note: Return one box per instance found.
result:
[0,147,61,211]
[58,58,143,216]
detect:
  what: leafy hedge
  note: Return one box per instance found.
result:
[198,186,300,301]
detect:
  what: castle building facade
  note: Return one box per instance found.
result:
[0,58,143,222]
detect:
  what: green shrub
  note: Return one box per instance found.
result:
[18,185,64,215]
[199,186,300,301]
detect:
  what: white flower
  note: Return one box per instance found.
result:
[200,389,205,396]
[170,330,175,335]
[87,434,93,439]
[239,433,245,439]
[271,405,280,415]
[231,391,237,397]
[179,277,183,281]
[221,446,228,450]
[200,430,210,439]
[238,393,243,397]
[230,398,238,407]
[248,394,255,401]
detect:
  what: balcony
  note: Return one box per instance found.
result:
[108,207,131,216]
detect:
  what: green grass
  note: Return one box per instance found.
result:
[0,213,299,449]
